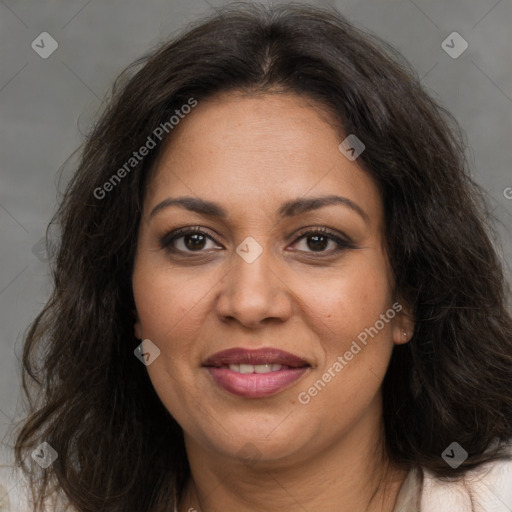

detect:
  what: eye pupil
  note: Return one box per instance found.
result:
[185,234,206,250]
[307,235,328,251]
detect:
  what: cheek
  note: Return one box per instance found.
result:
[295,257,395,390]
[131,262,208,421]
[132,259,212,341]
[296,276,395,430]
[295,259,393,341]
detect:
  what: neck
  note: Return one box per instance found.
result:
[178,398,407,512]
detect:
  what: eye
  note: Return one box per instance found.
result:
[160,227,222,253]
[291,227,355,254]
[160,226,355,256]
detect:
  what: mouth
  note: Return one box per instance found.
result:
[202,347,311,398]
[216,363,291,373]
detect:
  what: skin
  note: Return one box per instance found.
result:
[132,91,415,512]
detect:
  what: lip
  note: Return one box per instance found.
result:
[203,347,309,368]
[203,347,310,398]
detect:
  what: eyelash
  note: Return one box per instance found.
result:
[159,226,355,256]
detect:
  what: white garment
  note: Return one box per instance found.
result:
[0,484,10,512]
[394,456,512,511]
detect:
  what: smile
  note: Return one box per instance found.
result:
[225,363,284,373]
[203,347,310,398]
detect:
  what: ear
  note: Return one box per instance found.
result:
[391,300,415,345]
[133,309,142,340]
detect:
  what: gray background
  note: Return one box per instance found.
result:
[1,0,511,508]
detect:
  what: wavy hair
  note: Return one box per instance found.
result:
[14,3,512,511]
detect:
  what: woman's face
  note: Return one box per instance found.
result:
[132,92,412,466]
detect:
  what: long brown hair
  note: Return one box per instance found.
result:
[14,3,512,511]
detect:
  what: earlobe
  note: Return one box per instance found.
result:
[393,325,413,345]
[393,302,415,345]
[397,328,410,344]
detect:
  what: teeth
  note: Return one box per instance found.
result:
[228,363,283,373]
[255,364,272,374]
[239,364,253,374]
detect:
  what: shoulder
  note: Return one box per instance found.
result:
[421,446,512,511]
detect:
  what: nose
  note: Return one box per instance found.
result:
[214,245,294,329]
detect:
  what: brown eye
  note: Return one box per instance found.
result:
[182,233,207,251]
[160,227,222,253]
[304,234,330,252]
[292,228,355,254]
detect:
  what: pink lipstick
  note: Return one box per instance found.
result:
[203,347,310,398]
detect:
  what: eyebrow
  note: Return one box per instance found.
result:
[149,195,369,224]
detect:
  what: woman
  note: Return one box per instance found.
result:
[14,3,512,511]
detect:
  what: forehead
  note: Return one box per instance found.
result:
[145,92,383,228]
